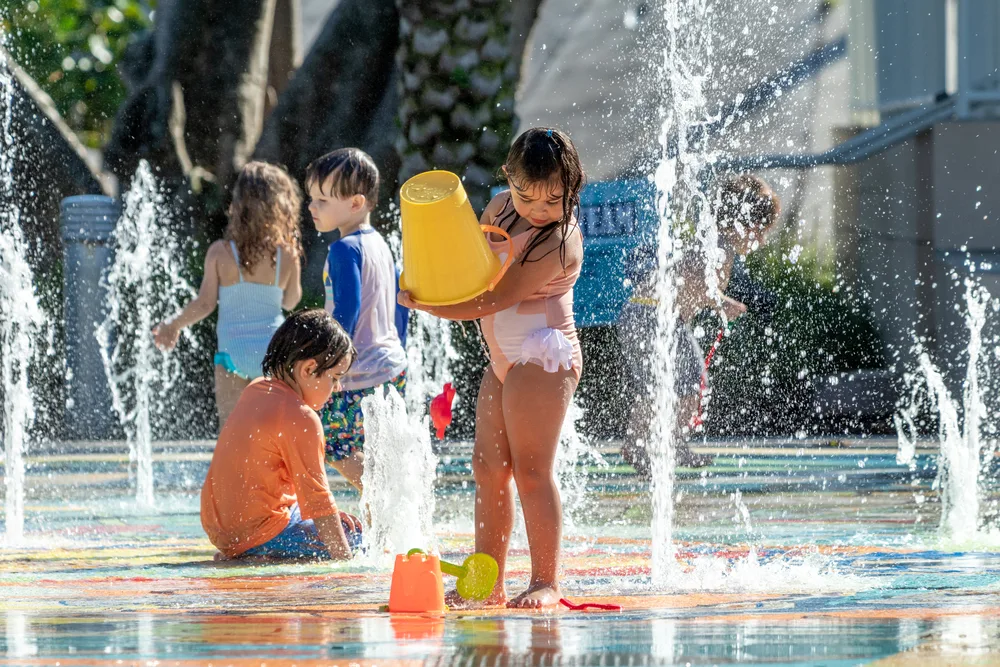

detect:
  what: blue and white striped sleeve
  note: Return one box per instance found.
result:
[395,265,410,347]
[326,239,363,337]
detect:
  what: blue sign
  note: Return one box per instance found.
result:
[492,180,657,327]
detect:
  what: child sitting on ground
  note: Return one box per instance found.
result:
[201,309,362,561]
[305,148,408,492]
[153,161,303,428]
[620,173,780,476]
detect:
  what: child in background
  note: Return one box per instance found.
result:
[618,245,713,472]
[305,148,408,491]
[153,161,303,427]
[399,128,584,609]
[619,173,780,476]
[201,309,362,561]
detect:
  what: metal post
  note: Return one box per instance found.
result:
[61,195,120,440]
[956,0,971,118]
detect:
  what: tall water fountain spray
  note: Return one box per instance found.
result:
[403,312,456,419]
[96,162,195,507]
[649,0,719,586]
[0,54,44,544]
[897,280,997,542]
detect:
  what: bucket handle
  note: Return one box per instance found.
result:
[481,225,514,291]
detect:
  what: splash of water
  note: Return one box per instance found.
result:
[358,387,438,562]
[403,312,456,420]
[557,398,608,533]
[893,374,923,468]
[649,0,718,586]
[0,56,44,544]
[95,162,195,507]
[896,281,996,542]
[731,489,754,539]
[0,229,39,544]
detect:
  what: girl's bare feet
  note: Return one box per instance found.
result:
[445,586,507,609]
[507,582,560,609]
[213,551,232,561]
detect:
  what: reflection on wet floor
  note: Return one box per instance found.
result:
[2,439,999,665]
[8,612,999,665]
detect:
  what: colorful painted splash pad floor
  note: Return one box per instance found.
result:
[2,438,1000,666]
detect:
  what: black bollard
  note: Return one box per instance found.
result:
[61,195,120,440]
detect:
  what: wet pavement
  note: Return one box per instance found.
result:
[2,438,999,665]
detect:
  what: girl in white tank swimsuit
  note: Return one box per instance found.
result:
[399,128,585,610]
[153,162,303,428]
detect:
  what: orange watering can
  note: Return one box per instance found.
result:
[387,551,447,613]
[399,171,514,306]
[387,549,499,613]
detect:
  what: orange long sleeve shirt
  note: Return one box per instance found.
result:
[200,378,339,557]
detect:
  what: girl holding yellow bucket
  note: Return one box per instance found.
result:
[398,128,584,609]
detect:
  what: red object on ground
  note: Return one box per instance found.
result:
[559,598,623,612]
[430,383,456,440]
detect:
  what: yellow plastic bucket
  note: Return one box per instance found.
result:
[399,170,513,306]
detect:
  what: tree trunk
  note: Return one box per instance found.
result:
[253,0,400,292]
[266,0,302,115]
[1,49,109,438]
[253,0,398,181]
[395,0,543,210]
[105,0,277,189]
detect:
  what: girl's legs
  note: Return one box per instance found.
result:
[460,367,514,606]
[503,362,577,609]
[214,365,250,431]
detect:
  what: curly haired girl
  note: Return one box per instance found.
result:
[154,161,304,428]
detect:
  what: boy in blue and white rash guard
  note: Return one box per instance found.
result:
[305,148,409,491]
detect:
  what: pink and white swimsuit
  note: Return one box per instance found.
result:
[479,195,583,384]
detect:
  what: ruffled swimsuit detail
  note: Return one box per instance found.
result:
[479,196,583,384]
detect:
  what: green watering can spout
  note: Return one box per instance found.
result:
[407,549,499,601]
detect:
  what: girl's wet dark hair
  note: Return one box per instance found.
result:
[262,309,355,382]
[498,127,585,265]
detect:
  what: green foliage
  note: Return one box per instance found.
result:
[703,243,886,435]
[449,66,471,89]
[0,0,154,147]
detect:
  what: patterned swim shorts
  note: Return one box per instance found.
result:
[320,370,407,463]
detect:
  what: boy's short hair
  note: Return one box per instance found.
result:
[305,148,380,210]
[712,174,780,233]
[262,309,355,381]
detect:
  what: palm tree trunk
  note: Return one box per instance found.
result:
[396,0,543,210]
